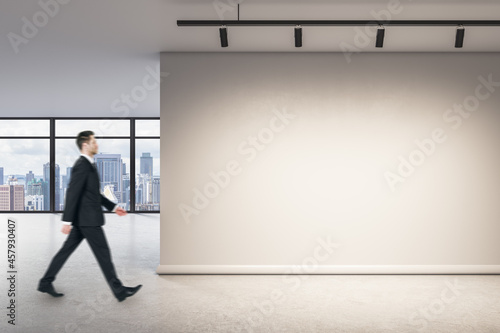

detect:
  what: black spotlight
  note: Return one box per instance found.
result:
[375,25,385,48]
[294,25,302,47]
[219,26,228,47]
[455,25,465,48]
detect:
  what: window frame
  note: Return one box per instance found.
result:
[0,117,160,214]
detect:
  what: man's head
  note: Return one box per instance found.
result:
[76,130,98,156]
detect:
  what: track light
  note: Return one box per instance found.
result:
[455,25,465,48]
[376,25,385,48]
[177,20,500,49]
[219,26,228,47]
[294,25,302,47]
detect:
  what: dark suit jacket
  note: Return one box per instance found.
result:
[62,156,117,226]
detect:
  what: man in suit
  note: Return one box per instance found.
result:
[38,130,142,302]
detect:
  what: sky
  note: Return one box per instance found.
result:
[0,119,160,178]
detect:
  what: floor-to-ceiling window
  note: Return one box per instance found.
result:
[135,119,160,211]
[0,118,159,213]
[0,119,51,211]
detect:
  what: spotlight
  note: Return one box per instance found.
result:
[219,26,228,47]
[294,25,302,47]
[376,25,385,48]
[455,25,465,48]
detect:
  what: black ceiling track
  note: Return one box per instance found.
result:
[177,20,500,27]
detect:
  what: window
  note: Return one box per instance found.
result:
[0,119,50,211]
[136,119,160,137]
[56,119,130,137]
[0,118,159,213]
[136,139,160,211]
[0,119,50,137]
[135,119,160,211]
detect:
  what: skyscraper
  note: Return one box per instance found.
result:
[25,195,44,211]
[61,166,72,209]
[125,185,131,211]
[0,167,3,185]
[66,167,72,182]
[27,179,43,196]
[43,162,60,210]
[43,163,51,210]
[153,176,160,205]
[95,153,123,202]
[135,173,159,210]
[12,185,24,210]
[55,164,60,210]
[42,180,50,211]
[0,184,25,211]
[0,185,9,210]
[136,184,143,208]
[43,162,50,183]
[26,171,35,184]
[140,152,153,178]
[122,174,130,209]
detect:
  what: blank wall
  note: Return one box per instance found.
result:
[158,52,500,274]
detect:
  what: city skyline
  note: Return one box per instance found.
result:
[0,119,160,211]
[0,142,160,178]
[0,150,160,211]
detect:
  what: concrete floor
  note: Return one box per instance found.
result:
[0,213,499,333]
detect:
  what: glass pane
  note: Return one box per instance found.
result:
[0,120,50,137]
[136,139,160,211]
[56,120,130,137]
[55,139,80,211]
[0,139,50,211]
[56,138,130,211]
[136,120,160,137]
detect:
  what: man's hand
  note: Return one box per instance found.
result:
[115,207,127,216]
[61,224,71,235]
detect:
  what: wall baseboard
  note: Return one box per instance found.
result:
[156,265,500,274]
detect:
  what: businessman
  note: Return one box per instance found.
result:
[38,130,142,302]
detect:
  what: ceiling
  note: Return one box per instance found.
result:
[1,0,499,116]
[1,0,500,55]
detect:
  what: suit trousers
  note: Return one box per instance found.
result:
[39,225,124,295]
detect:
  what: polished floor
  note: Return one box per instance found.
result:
[0,213,499,333]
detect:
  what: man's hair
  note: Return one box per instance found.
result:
[76,130,94,150]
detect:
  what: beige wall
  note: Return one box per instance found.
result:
[159,52,500,273]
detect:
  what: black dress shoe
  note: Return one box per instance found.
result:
[116,285,142,302]
[38,284,64,297]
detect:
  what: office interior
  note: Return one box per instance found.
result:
[1,1,500,332]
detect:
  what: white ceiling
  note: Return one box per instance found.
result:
[1,0,499,116]
[172,0,500,52]
[1,0,500,55]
